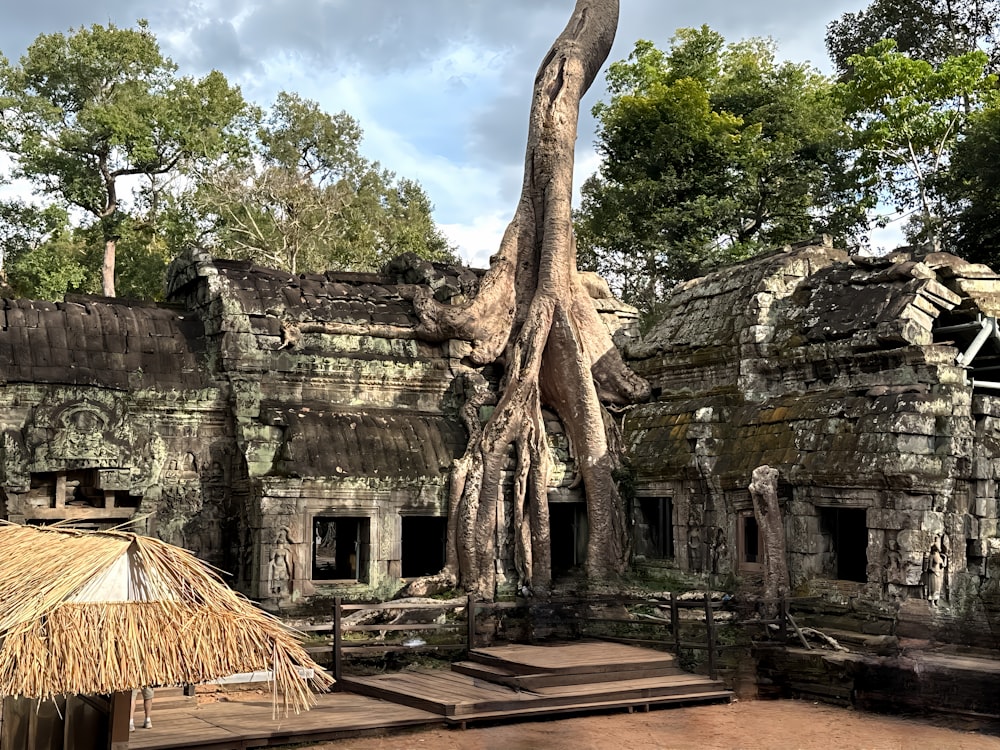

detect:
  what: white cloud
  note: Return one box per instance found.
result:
[439,211,511,269]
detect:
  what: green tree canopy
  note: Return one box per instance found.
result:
[0,20,253,297]
[192,92,454,275]
[826,0,1000,76]
[576,28,862,318]
[941,103,1000,265]
[838,40,995,249]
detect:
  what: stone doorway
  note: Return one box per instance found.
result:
[819,507,868,582]
[550,502,588,576]
[312,516,370,582]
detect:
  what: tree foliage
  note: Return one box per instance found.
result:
[576,28,862,317]
[0,20,253,297]
[941,104,1000,264]
[838,40,995,248]
[826,0,1000,76]
[192,92,454,274]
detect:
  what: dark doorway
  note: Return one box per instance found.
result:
[743,516,759,564]
[401,516,447,578]
[636,497,673,558]
[549,502,587,576]
[819,507,868,582]
[312,516,370,581]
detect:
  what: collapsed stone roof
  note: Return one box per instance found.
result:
[262,403,465,480]
[626,241,1000,494]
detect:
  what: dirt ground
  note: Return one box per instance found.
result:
[293,699,1000,750]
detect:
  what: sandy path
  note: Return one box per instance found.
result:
[294,699,1000,750]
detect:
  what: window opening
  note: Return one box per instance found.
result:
[737,513,764,573]
[549,502,588,576]
[636,497,673,558]
[401,516,447,578]
[312,516,370,582]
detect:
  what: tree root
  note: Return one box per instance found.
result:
[409,0,649,599]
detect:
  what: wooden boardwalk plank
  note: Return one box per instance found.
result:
[128,641,733,745]
[126,692,442,749]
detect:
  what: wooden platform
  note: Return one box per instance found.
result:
[125,692,441,749]
[338,641,732,726]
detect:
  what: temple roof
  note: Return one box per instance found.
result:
[0,296,207,390]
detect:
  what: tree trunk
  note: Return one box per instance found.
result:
[411,0,649,598]
[748,465,790,612]
[103,236,117,297]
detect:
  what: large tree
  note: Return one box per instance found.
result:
[576,29,861,317]
[0,21,251,297]
[941,102,1000,265]
[838,40,995,249]
[410,0,649,598]
[826,0,1000,76]
[193,92,453,274]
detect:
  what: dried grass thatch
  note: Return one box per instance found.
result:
[0,522,333,715]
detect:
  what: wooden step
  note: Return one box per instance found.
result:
[442,690,734,725]
[341,668,729,718]
[452,659,684,689]
[467,641,678,677]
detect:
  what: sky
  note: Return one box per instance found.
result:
[0,0,895,268]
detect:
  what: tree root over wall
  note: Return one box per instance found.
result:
[405,0,649,599]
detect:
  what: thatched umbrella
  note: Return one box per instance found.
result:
[0,522,333,716]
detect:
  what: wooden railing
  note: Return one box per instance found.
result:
[304,592,795,682]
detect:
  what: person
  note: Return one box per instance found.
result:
[130,687,154,730]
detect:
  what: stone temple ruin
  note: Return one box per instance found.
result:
[0,247,634,606]
[2,239,1000,647]
[627,239,1000,644]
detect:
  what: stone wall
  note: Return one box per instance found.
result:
[0,250,640,607]
[626,240,1000,630]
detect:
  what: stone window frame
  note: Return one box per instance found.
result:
[309,514,372,584]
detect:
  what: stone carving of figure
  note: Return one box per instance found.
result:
[925,537,948,606]
[268,527,296,598]
[709,527,727,575]
[687,527,703,573]
[884,538,902,585]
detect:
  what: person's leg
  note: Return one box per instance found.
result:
[142,687,154,728]
[129,690,138,731]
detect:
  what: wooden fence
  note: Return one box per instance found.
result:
[301,593,797,682]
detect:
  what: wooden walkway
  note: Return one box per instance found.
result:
[339,641,732,727]
[126,642,732,746]
[125,691,441,749]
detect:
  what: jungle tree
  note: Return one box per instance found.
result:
[194,92,453,274]
[0,21,251,297]
[411,0,650,598]
[575,29,863,318]
[826,0,1000,75]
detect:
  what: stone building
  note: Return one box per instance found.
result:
[5,238,1000,621]
[0,248,636,607]
[626,240,1000,622]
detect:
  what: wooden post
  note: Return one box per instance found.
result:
[333,596,343,683]
[466,593,476,652]
[778,595,787,644]
[704,591,717,681]
[670,592,680,654]
[108,691,131,750]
